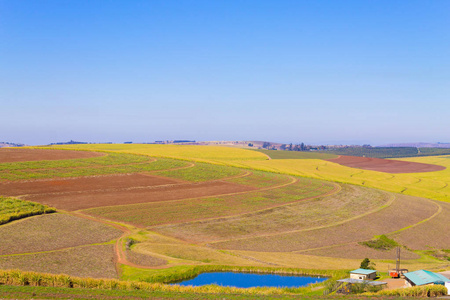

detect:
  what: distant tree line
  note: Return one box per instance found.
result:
[262,142,327,151]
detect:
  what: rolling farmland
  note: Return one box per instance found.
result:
[0,145,449,297]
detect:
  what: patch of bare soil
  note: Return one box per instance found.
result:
[26,181,256,211]
[0,148,104,163]
[0,174,179,196]
[327,155,445,173]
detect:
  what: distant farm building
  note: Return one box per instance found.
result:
[404,270,449,287]
[350,269,377,280]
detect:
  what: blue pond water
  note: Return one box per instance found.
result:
[172,272,327,288]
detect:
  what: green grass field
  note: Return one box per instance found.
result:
[0,197,55,225]
[155,162,243,182]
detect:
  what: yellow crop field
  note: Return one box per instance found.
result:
[233,158,450,203]
[49,144,268,163]
[47,144,450,202]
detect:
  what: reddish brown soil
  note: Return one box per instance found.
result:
[327,155,445,173]
[0,148,104,162]
[25,180,256,211]
[0,174,179,196]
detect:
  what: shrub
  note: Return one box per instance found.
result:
[360,235,398,250]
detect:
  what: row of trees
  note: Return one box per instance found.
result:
[261,142,327,151]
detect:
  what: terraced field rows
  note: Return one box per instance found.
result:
[1,146,448,282]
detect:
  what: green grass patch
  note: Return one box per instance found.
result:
[359,235,398,250]
[227,171,291,188]
[253,150,338,160]
[0,154,186,181]
[155,162,243,182]
[0,152,148,171]
[0,197,55,225]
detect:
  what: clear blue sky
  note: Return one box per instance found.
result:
[1,0,449,145]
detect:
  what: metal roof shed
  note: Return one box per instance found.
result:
[404,270,449,287]
[350,269,377,280]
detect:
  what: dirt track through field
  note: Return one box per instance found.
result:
[327,155,445,173]
[0,148,104,162]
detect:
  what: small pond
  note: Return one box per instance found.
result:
[172,272,327,288]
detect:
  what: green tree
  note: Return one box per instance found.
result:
[360,258,376,270]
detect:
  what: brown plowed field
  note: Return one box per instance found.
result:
[0,148,104,162]
[327,155,445,173]
[0,174,180,196]
[26,180,256,211]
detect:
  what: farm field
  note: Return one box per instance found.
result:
[46,144,450,202]
[0,148,104,162]
[255,149,338,160]
[0,244,117,278]
[0,145,449,298]
[0,213,121,255]
[153,184,389,243]
[327,155,446,173]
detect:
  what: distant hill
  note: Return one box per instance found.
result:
[379,142,450,148]
[0,142,25,148]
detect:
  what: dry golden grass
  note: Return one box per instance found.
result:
[125,249,167,267]
[0,213,121,255]
[133,243,264,266]
[0,244,116,278]
[231,250,446,271]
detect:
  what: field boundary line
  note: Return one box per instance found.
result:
[163,181,340,237]
[78,174,297,213]
[207,190,395,246]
